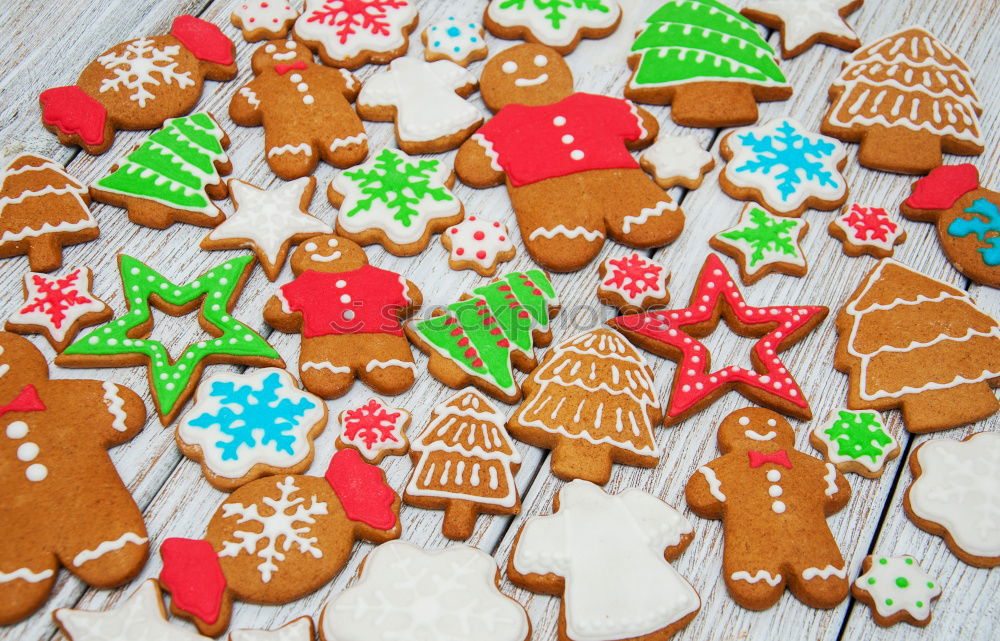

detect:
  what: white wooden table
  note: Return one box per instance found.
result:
[1,0,997,639]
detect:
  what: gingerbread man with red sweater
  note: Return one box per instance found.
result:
[686,408,852,610]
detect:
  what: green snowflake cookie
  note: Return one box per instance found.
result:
[854,555,941,625]
[813,409,898,475]
[711,205,807,284]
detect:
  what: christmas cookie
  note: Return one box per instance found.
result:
[264,234,423,400]
[625,0,792,127]
[810,408,899,478]
[509,328,661,484]
[441,215,516,276]
[293,0,419,69]
[740,0,863,59]
[57,254,283,426]
[905,432,1000,567]
[5,267,111,351]
[821,27,984,174]
[509,479,700,641]
[834,259,1000,433]
[232,1,300,42]
[597,252,670,313]
[0,332,148,625]
[710,205,809,285]
[686,407,852,610]
[720,118,849,217]
[158,449,401,636]
[177,368,328,491]
[90,112,232,229]
[357,58,484,154]
[456,44,684,272]
[900,164,999,288]
[405,389,522,540]
[0,154,98,272]
[329,148,465,256]
[337,398,410,463]
[320,541,530,641]
[40,15,236,155]
[609,254,828,425]
[405,269,559,404]
[852,555,941,627]
[640,134,715,190]
[484,0,622,54]
[230,40,368,181]
[231,617,314,641]
[422,17,489,66]
[201,177,331,281]
[829,204,906,258]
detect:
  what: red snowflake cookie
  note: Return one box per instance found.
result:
[829,204,906,258]
[336,398,411,463]
[597,252,671,313]
[293,0,419,69]
[5,268,112,351]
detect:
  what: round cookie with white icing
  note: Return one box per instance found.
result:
[293,0,419,69]
[231,1,300,42]
[5,267,111,352]
[441,215,516,276]
[828,203,906,258]
[851,554,942,627]
[484,0,622,54]
[810,408,899,478]
[422,17,488,67]
[336,398,410,464]
[710,204,809,285]
[597,252,670,313]
[640,134,715,190]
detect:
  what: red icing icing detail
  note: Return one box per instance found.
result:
[748,449,793,469]
[342,399,402,447]
[275,60,308,75]
[39,86,107,146]
[20,269,96,330]
[0,385,45,417]
[170,15,235,66]
[159,538,227,626]
[305,0,412,45]
[324,448,397,530]
[603,253,665,302]
[841,205,898,243]
[905,164,980,210]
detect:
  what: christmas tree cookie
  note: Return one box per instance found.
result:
[336,398,411,463]
[6,268,111,351]
[710,205,809,285]
[740,0,863,59]
[597,252,671,313]
[852,555,941,627]
[829,204,906,258]
[484,0,622,54]
[625,0,792,127]
[810,409,899,478]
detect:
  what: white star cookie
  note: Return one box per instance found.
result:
[640,135,715,190]
[229,617,315,641]
[741,0,863,59]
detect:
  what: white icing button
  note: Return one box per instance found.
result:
[767,418,777,426]
[303,95,314,105]
[561,134,574,144]
[553,116,566,126]
[6,421,28,439]
[343,310,356,320]
[772,500,786,514]
[766,470,781,482]
[290,74,302,82]
[17,442,39,462]
[335,280,347,288]
[738,416,750,426]
[340,294,351,304]
[26,463,47,482]
[769,485,782,497]
[570,149,585,160]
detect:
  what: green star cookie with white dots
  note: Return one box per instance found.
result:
[810,408,900,478]
[852,554,942,627]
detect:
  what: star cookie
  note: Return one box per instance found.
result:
[852,555,941,627]
[229,617,315,641]
[597,252,671,313]
[441,215,515,276]
[829,204,906,258]
[336,398,411,463]
[741,0,863,59]
[810,408,900,478]
[710,204,809,285]
[640,135,715,190]
[6,267,111,351]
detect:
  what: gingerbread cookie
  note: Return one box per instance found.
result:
[905,432,1000,568]
[484,0,622,54]
[441,215,515,276]
[232,1,300,42]
[90,112,232,229]
[293,0,419,69]
[230,40,368,181]
[710,205,809,285]
[640,134,715,190]
[609,254,828,425]
[57,254,283,426]
[597,253,670,313]
[422,17,489,66]
[264,234,422,399]
[337,398,410,463]
[159,449,401,636]
[40,15,236,155]
[834,259,1000,433]
[625,0,792,127]
[720,118,849,217]
[231,617,314,641]
[405,389,521,540]
[852,555,941,627]
[509,328,661,484]
[357,58,484,154]
[822,27,984,174]
[509,479,700,641]
[177,368,328,491]
[321,541,530,641]
[0,332,148,624]
[686,408,852,610]
[810,409,899,478]
[406,269,559,404]
[740,0,863,59]
[456,44,684,272]
[829,204,906,258]
[201,177,331,281]
[5,267,111,351]
[900,164,999,288]
[329,148,465,256]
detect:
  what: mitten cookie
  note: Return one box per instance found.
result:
[5,267,111,351]
[640,134,715,190]
[441,215,516,277]
[0,332,147,624]
[740,0,863,59]
[686,408,852,610]
[40,15,236,155]
[231,617,314,641]
[230,41,368,180]
[834,259,1000,433]
[0,155,98,272]
[336,398,410,463]
[597,252,670,313]
[456,44,683,272]
[264,234,422,400]
[852,555,941,627]
[232,1,300,42]
[293,0,419,69]
[484,0,622,54]
[405,389,521,540]
[422,17,488,66]
[158,449,402,636]
[710,205,809,285]
[509,480,700,641]
[829,204,906,258]
[810,409,899,478]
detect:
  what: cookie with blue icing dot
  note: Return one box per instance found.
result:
[422,17,488,67]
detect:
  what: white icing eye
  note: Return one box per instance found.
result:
[501,60,518,74]
[305,242,318,251]
[327,238,339,247]
[265,44,277,54]
[288,41,298,49]
[534,54,548,67]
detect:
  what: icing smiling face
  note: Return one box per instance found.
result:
[289,234,367,274]
[251,40,311,73]
[718,407,796,453]
[480,44,574,111]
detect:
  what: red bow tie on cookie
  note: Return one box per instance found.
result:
[0,385,45,417]
[275,60,307,75]
[748,449,792,469]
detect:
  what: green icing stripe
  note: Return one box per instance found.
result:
[634,4,763,50]
[632,45,786,87]
[643,0,746,26]
[504,270,557,330]
[473,281,533,355]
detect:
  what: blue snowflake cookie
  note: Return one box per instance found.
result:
[422,17,488,66]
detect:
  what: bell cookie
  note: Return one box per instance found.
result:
[852,554,941,627]
[5,267,111,352]
[483,0,622,54]
[422,17,489,67]
[710,204,809,285]
[640,134,715,190]
[336,398,410,463]
[597,252,670,313]
[829,204,906,258]
[231,1,300,42]
[810,408,899,478]
[441,215,516,276]
[293,0,419,69]
[740,0,863,59]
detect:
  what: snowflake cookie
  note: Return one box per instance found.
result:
[294,0,419,69]
[337,398,411,463]
[597,252,670,313]
[231,617,314,641]
[423,17,488,66]
[640,135,715,190]
[710,204,809,285]
[829,204,906,258]
[158,449,401,636]
[852,555,941,627]
[484,0,622,54]
[329,148,465,256]
[741,0,863,59]
[905,432,1000,568]
[720,118,849,217]
[810,409,899,478]
[231,1,300,42]
[441,215,516,276]
[5,268,111,351]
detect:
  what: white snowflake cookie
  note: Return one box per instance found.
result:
[231,1,300,42]
[640,134,715,190]
[441,215,516,276]
[336,398,411,463]
[294,0,419,69]
[485,0,623,54]
[741,0,863,59]
[597,252,670,312]
[422,17,489,66]
[852,554,941,627]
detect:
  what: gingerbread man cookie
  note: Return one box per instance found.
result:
[6,267,111,352]
[293,0,419,69]
[441,215,515,276]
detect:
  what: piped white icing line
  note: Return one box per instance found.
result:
[471,133,503,172]
[330,133,367,153]
[822,463,839,496]
[0,568,54,583]
[486,0,621,48]
[622,200,677,234]
[744,430,777,441]
[730,570,782,586]
[9,268,107,342]
[295,0,417,61]
[641,134,713,183]
[528,225,604,241]
[102,382,129,432]
[854,555,941,621]
[364,359,416,373]
[802,564,846,580]
[743,0,860,52]
[698,466,726,502]
[268,143,313,157]
[72,532,147,567]
[302,361,350,374]
[0,157,97,243]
